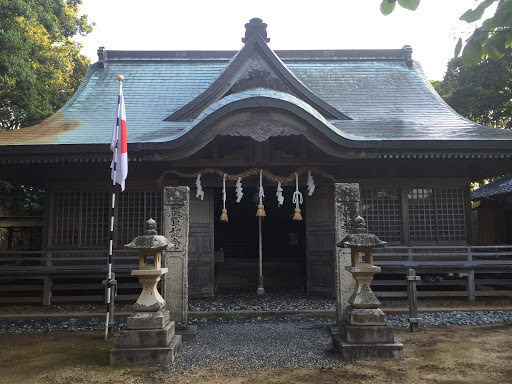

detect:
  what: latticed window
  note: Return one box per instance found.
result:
[51,191,109,247]
[436,187,466,241]
[360,188,401,242]
[408,187,466,242]
[51,190,162,248]
[408,188,436,241]
[117,191,162,246]
[81,192,109,246]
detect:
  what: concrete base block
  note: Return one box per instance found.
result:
[332,332,404,361]
[339,320,395,344]
[110,334,182,366]
[176,324,198,341]
[119,321,175,348]
[343,307,387,326]
[127,309,170,330]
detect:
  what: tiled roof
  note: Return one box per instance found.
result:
[472,174,512,200]
[1,43,512,152]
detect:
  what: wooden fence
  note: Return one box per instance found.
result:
[0,250,140,305]
[372,245,512,300]
[0,246,511,305]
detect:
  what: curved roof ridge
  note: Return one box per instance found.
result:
[144,88,366,146]
[186,88,362,140]
[164,33,350,122]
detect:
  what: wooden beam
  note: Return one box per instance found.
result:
[0,217,43,227]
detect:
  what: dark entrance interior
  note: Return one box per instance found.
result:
[213,186,307,290]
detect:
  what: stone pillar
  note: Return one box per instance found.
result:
[333,183,359,324]
[163,186,190,330]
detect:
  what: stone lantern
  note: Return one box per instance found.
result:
[110,218,182,366]
[331,216,404,360]
[126,218,169,313]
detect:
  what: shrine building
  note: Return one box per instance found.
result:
[1,19,512,302]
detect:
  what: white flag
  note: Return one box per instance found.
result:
[110,86,128,191]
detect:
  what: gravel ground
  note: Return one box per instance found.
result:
[0,289,510,316]
[168,314,512,375]
[0,289,511,334]
[188,289,512,312]
[167,318,343,376]
[188,289,336,311]
[1,309,511,334]
[0,318,126,334]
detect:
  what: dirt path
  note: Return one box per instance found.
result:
[0,323,511,384]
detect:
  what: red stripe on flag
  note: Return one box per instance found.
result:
[120,119,127,154]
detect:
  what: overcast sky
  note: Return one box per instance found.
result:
[77,0,487,80]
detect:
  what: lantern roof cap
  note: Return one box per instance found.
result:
[337,216,387,248]
[124,218,173,251]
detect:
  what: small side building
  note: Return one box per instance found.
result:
[473,175,512,245]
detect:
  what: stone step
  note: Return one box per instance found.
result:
[110,334,182,366]
[119,321,175,348]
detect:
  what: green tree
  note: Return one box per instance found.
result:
[380,0,512,66]
[0,0,93,130]
[0,181,44,216]
[433,51,512,129]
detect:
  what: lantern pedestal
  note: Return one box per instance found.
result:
[131,268,167,312]
[110,266,182,365]
[346,264,381,309]
[331,216,404,361]
[110,219,182,366]
[331,263,404,360]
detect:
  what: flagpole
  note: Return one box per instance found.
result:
[105,74,124,340]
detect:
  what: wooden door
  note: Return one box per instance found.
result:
[306,186,335,296]
[188,189,214,298]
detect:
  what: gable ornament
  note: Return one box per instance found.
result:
[220,119,300,142]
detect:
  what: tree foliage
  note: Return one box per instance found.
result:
[0,181,44,216]
[381,0,512,66]
[432,50,512,129]
[380,0,420,15]
[0,0,93,130]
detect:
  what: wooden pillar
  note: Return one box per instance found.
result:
[43,275,52,306]
[466,246,476,301]
[467,269,476,301]
[464,184,474,245]
[400,186,410,245]
[407,268,421,332]
[43,251,52,306]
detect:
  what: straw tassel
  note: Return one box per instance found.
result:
[256,169,266,217]
[292,172,303,221]
[220,173,228,222]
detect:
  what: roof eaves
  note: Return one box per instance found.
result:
[472,174,512,200]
